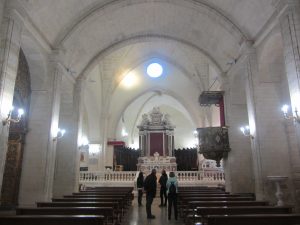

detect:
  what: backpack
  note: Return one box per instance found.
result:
[169,182,176,194]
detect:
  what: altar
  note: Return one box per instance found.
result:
[137,152,177,173]
[137,107,177,172]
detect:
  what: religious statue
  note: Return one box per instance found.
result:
[163,113,172,126]
[150,107,163,125]
[140,114,150,126]
[154,152,160,161]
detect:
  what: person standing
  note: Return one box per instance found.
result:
[158,169,168,207]
[166,171,178,220]
[143,169,157,219]
[136,171,144,206]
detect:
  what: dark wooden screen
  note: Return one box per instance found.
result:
[174,148,198,171]
[113,147,140,171]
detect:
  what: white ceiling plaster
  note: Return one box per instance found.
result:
[18,0,277,147]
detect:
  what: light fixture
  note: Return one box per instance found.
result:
[122,128,128,137]
[281,104,300,123]
[193,130,198,138]
[240,125,254,139]
[53,128,66,141]
[2,106,24,126]
[147,63,163,78]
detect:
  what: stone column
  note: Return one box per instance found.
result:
[53,77,84,196]
[101,78,112,171]
[242,41,293,202]
[19,52,63,205]
[0,7,22,194]
[222,78,254,194]
[73,79,85,192]
[242,43,264,200]
[43,57,63,200]
[277,0,300,208]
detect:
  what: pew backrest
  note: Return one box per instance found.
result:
[0,215,104,225]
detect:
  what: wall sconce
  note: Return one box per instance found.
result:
[240,125,254,139]
[53,128,66,141]
[193,130,198,138]
[2,106,24,126]
[281,104,300,123]
[121,128,128,137]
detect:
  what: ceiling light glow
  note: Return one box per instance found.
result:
[147,63,163,78]
[121,72,137,88]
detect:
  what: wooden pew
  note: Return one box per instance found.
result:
[73,192,133,205]
[84,187,133,191]
[188,200,268,208]
[182,196,255,202]
[36,201,119,213]
[182,200,269,219]
[179,191,228,194]
[37,201,118,207]
[52,197,123,203]
[179,196,255,211]
[178,194,238,197]
[52,197,126,214]
[16,207,114,224]
[64,194,126,198]
[0,215,104,225]
[205,214,300,225]
[186,206,293,225]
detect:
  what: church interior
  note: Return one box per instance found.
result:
[0,0,300,224]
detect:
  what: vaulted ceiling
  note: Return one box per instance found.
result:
[18,0,278,145]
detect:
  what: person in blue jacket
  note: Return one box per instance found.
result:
[166,171,178,220]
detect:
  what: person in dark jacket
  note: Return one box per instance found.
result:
[137,171,144,206]
[158,169,168,207]
[166,171,178,220]
[143,169,157,219]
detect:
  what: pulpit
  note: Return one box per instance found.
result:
[137,107,177,172]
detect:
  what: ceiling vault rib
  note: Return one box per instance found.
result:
[53,0,249,47]
[78,34,223,81]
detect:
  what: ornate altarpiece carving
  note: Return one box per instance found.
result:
[137,107,177,172]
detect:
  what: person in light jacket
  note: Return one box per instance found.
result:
[166,171,178,220]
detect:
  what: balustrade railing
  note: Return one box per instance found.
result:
[79,170,225,187]
[175,171,225,184]
[79,171,137,186]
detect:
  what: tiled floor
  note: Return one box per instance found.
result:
[124,197,183,225]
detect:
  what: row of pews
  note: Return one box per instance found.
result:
[178,186,300,225]
[0,187,133,225]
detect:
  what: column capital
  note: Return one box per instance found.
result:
[48,49,76,84]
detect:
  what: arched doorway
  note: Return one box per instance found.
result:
[1,49,31,208]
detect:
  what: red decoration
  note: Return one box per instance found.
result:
[107,141,125,146]
[150,133,163,156]
[219,96,225,127]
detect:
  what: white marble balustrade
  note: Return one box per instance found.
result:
[79,170,225,188]
[175,171,225,186]
[79,171,137,187]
